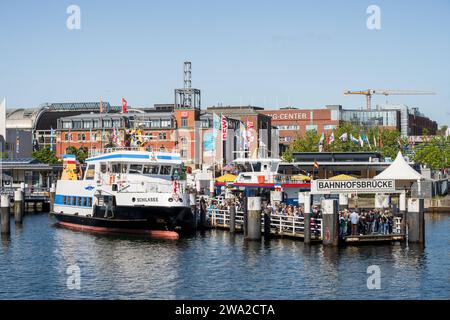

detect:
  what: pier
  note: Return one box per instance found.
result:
[206,206,404,244]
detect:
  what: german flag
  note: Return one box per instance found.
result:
[313,160,319,169]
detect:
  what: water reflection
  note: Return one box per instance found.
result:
[0,213,448,299]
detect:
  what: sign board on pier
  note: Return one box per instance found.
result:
[311,179,397,194]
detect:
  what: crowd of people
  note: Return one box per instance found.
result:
[204,196,398,238]
[339,209,397,237]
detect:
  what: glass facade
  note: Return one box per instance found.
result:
[341,110,399,128]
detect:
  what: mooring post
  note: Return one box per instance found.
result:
[407,198,425,245]
[263,206,271,238]
[1,195,11,235]
[243,197,248,238]
[229,202,236,233]
[199,197,206,229]
[303,192,311,244]
[189,193,197,230]
[399,191,407,235]
[322,199,339,246]
[49,183,56,213]
[14,189,24,224]
[246,197,261,240]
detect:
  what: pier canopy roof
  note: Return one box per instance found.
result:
[329,174,356,180]
[374,151,423,181]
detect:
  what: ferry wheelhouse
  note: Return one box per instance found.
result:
[53,150,193,239]
[215,158,310,204]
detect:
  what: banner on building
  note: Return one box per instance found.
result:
[221,115,228,141]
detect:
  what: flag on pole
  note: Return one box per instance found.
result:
[50,127,55,151]
[350,134,359,144]
[362,134,371,149]
[358,134,364,147]
[328,132,335,144]
[319,132,325,144]
[339,132,348,142]
[121,97,128,113]
[373,134,377,148]
[213,113,221,139]
[68,128,72,141]
[313,160,319,169]
[100,97,103,113]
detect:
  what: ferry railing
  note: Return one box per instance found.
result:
[207,208,323,239]
[88,147,142,157]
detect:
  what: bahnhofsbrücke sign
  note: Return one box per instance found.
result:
[311,179,397,194]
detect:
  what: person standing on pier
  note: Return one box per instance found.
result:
[350,210,359,235]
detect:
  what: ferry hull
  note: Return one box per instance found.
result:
[53,205,193,239]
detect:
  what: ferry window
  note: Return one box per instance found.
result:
[87,198,92,207]
[71,197,76,206]
[112,163,125,173]
[129,164,143,174]
[100,164,107,173]
[77,197,82,206]
[172,166,181,177]
[160,165,172,175]
[63,196,67,205]
[82,197,87,207]
[237,162,252,173]
[143,165,159,174]
[85,164,95,180]
[252,162,261,172]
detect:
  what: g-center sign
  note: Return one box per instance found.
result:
[311,179,396,194]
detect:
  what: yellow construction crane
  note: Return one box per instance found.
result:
[343,89,436,110]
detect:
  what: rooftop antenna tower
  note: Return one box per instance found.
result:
[175,61,201,110]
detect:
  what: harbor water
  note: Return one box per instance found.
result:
[0,213,448,300]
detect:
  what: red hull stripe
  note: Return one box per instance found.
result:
[216,182,311,188]
[57,222,179,240]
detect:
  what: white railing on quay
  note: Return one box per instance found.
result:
[207,208,323,239]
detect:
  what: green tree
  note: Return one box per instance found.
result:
[32,147,59,164]
[283,122,407,161]
[65,146,88,163]
[412,136,450,169]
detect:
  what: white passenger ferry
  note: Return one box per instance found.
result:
[53,149,193,239]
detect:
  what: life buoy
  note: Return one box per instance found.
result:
[109,174,115,185]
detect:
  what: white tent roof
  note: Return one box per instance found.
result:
[374,151,423,180]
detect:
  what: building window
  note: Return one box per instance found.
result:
[181,149,188,158]
[180,137,188,145]
[324,125,337,130]
[73,121,82,129]
[159,146,166,152]
[112,119,121,127]
[77,133,86,141]
[64,133,69,141]
[93,120,99,128]
[62,121,72,129]
[158,132,167,140]
[181,117,188,127]
[83,121,92,129]
[103,120,111,128]
[306,125,318,132]
[161,119,171,128]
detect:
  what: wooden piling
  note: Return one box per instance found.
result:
[1,195,10,235]
[229,203,236,233]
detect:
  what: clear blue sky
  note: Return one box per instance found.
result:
[1,0,449,125]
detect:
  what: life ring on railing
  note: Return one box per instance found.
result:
[109,174,115,185]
